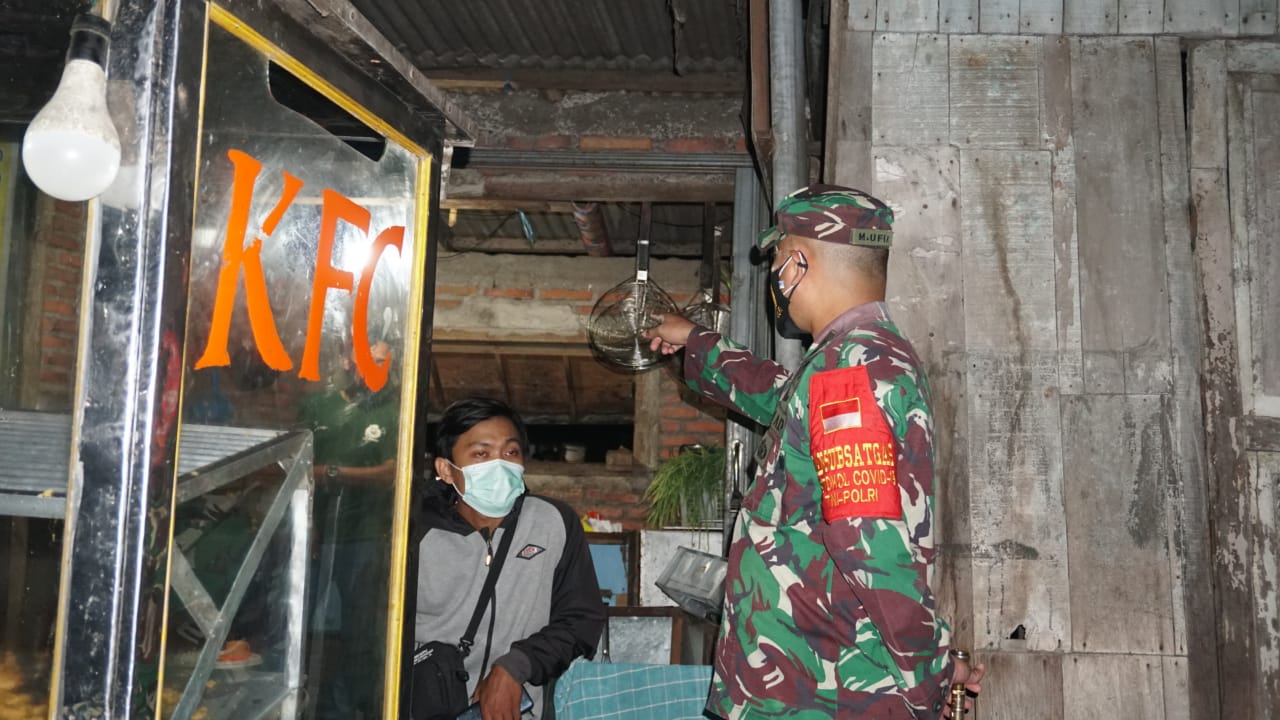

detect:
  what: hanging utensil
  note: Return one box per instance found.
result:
[682,203,729,333]
[587,203,678,371]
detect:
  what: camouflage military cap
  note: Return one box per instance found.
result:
[758,184,894,250]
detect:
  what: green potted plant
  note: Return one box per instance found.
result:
[644,444,726,528]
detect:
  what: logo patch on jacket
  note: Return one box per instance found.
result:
[517,543,545,560]
[808,365,901,522]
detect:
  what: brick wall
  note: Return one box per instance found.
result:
[431,253,729,528]
[521,374,726,530]
[655,370,726,460]
[433,280,607,334]
[26,198,85,410]
[432,253,706,343]
[525,465,652,530]
[522,384,725,529]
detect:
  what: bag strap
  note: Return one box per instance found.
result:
[459,494,523,655]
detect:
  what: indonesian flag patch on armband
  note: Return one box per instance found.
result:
[808,365,902,522]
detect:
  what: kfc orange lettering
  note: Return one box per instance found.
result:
[300,189,370,382]
[352,225,403,392]
[194,149,299,372]
[195,149,406,392]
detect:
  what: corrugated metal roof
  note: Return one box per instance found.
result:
[348,0,744,74]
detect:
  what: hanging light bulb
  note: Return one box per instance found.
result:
[22,14,121,202]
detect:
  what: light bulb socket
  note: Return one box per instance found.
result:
[66,14,112,68]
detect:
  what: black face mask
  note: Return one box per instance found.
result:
[768,251,809,340]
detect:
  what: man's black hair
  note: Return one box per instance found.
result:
[433,397,529,463]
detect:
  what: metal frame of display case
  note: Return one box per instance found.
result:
[167,427,313,720]
[43,0,466,716]
[0,411,313,718]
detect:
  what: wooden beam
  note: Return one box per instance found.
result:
[441,233,725,258]
[1190,41,1244,720]
[497,354,515,406]
[433,340,594,357]
[443,236,587,255]
[1156,36,1217,720]
[424,68,744,95]
[271,0,477,142]
[447,168,737,203]
[562,355,578,422]
[5,519,30,650]
[433,328,588,345]
[429,357,445,413]
[749,0,772,189]
[440,198,576,213]
[633,370,664,470]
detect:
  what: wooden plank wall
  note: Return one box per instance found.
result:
[822,2,1280,717]
[1190,39,1280,720]
[855,0,1279,33]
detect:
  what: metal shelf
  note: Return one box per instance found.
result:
[0,409,314,720]
[0,411,74,518]
[0,410,298,517]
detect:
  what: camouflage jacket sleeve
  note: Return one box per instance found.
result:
[805,348,953,714]
[681,327,790,427]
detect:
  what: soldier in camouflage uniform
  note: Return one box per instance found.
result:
[646,185,983,719]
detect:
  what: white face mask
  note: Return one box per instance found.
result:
[449,458,525,518]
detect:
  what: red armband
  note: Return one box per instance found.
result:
[808,365,901,522]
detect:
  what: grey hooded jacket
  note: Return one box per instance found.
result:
[415,493,606,718]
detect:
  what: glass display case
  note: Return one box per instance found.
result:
[0,415,312,718]
[0,1,471,718]
[157,11,429,717]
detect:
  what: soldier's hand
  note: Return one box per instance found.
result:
[942,657,985,717]
[643,313,697,354]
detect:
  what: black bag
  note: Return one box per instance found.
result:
[411,641,471,720]
[411,499,522,720]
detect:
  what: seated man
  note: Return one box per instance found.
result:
[417,397,605,719]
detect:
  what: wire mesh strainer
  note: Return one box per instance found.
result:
[587,233,678,371]
[682,216,729,334]
[682,288,729,334]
